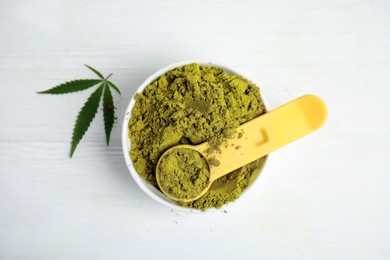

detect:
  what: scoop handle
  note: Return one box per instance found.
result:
[205,95,327,181]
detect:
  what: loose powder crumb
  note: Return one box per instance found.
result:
[208,157,221,167]
[157,148,210,200]
[128,63,266,210]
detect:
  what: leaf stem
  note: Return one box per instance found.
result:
[37,64,119,158]
[105,73,113,80]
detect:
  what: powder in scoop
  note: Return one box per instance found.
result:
[157,148,209,200]
[128,63,266,210]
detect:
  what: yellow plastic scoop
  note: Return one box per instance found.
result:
[156,95,327,202]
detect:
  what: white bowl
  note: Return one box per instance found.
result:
[121,61,269,212]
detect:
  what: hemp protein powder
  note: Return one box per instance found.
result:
[128,63,267,210]
[157,148,210,201]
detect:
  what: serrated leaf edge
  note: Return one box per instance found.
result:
[69,84,104,157]
[37,79,102,95]
[103,83,115,145]
[85,64,104,79]
[107,81,121,95]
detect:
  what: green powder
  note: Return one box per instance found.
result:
[128,63,266,210]
[157,148,210,200]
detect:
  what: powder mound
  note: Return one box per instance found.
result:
[157,148,210,200]
[128,63,266,210]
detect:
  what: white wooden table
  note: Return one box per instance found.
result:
[1,0,389,259]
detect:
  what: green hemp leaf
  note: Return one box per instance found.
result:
[38,65,121,157]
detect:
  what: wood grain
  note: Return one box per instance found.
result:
[1,0,389,259]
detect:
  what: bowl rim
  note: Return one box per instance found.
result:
[121,61,270,212]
